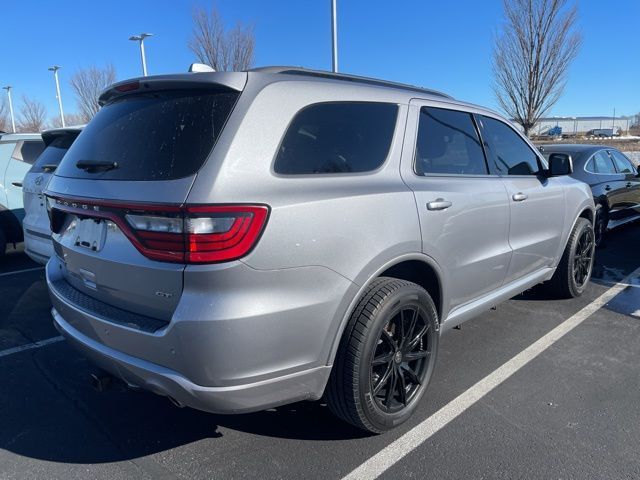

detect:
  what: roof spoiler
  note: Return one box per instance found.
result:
[99,72,247,105]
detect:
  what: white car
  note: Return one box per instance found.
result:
[23,127,82,264]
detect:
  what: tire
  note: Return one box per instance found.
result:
[327,277,439,433]
[548,217,595,298]
[594,204,608,248]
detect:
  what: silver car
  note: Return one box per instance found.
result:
[23,126,83,264]
[45,67,595,433]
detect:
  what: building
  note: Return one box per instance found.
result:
[532,116,634,136]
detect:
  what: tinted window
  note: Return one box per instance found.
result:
[481,116,540,175]
[609,150,635,173]
[274,102,397,174]
[12,140,45,165]
[590,151,617,174]
[414,107,487,175]
[56,90,239,181]
[29,133,80,173]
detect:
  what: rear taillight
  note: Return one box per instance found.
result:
[48,197,269,264]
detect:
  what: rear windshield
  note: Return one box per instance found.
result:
[56,89,239,181]
[29,133,80,173]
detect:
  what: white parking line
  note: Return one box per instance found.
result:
[0,267,45,277]
[0,336,64,359]
[343,267,640,480]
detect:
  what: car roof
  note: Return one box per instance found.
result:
[0,133,42,141]
[41,125,85,146]
[249,66,453,100]
[538,144,616,154]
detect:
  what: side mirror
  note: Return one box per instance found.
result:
[547,153,573,176]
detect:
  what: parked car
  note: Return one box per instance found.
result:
[587,128,618,138]
[0,133,45,256]
[22,126,83,264]
[539,144,640,246]
[45,67,595,433]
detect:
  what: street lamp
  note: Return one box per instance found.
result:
[129,33,153,76]
[2,86,16,132]
[331,0,338,72]
[48,66,65,128]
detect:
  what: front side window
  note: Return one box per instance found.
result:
[609,150,635,174]
[273,102,398,174]
[481,116,541,175]
[590,151,617,174]
[414,107,487,175]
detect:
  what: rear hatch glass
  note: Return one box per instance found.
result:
[55,89,239,181]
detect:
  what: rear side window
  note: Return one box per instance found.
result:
[274,102,398,174]
[609,150,635,173]
[12,140,45,165]
[56,90,239,181]
[414,107,487,175]
[590,151,617,174]
[481,116,541,175]
[29,133,80,173]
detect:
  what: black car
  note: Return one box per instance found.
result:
[540,144,640,246]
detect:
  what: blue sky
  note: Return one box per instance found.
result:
[2,0,639,123]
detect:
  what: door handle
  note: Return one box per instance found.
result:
[426,198,452,211]
[11,181,22,188]
[512,193,528,202]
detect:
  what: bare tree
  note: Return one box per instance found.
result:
[17,96,47,133]
[70,64,116,123]
[48,112,85,129]
[492,0,582,135]
[188,4,255,71]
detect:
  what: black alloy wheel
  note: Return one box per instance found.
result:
[370,307,433,413]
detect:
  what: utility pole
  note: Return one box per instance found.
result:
[129,33,153,76]
[2,86,16,132]
[331,0,338,72]
[48,66,65,128]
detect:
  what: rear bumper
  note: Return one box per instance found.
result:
[52,308,331,413]
[23,225,53,265]
[46,255,354,413]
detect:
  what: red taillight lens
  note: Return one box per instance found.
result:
[48,197,269,264]
[184,206,269,263]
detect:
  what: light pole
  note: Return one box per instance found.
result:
[2,86,16,132]
[48,66,65,128]
[331,0,338,72]
[129,33,153,76]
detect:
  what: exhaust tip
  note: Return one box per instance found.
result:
[167,396,185,408]
[90,372,112,392]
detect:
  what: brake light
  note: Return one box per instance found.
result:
[48,197,269,264]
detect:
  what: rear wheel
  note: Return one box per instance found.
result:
[327,277,439,433]
[548,217,595,298]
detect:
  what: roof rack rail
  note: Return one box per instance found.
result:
[249,66,452,99]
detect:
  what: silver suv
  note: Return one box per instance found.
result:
[45,68,595,433]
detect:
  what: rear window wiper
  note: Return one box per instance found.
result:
[41,164,58,173]
[75,160,119,172]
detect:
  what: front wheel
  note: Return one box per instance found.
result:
[548,217,595,298]
[327,277,439,433]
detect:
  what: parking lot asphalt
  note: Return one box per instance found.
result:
[1,224,640,480]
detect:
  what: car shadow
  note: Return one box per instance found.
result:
[514,221,640,302]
